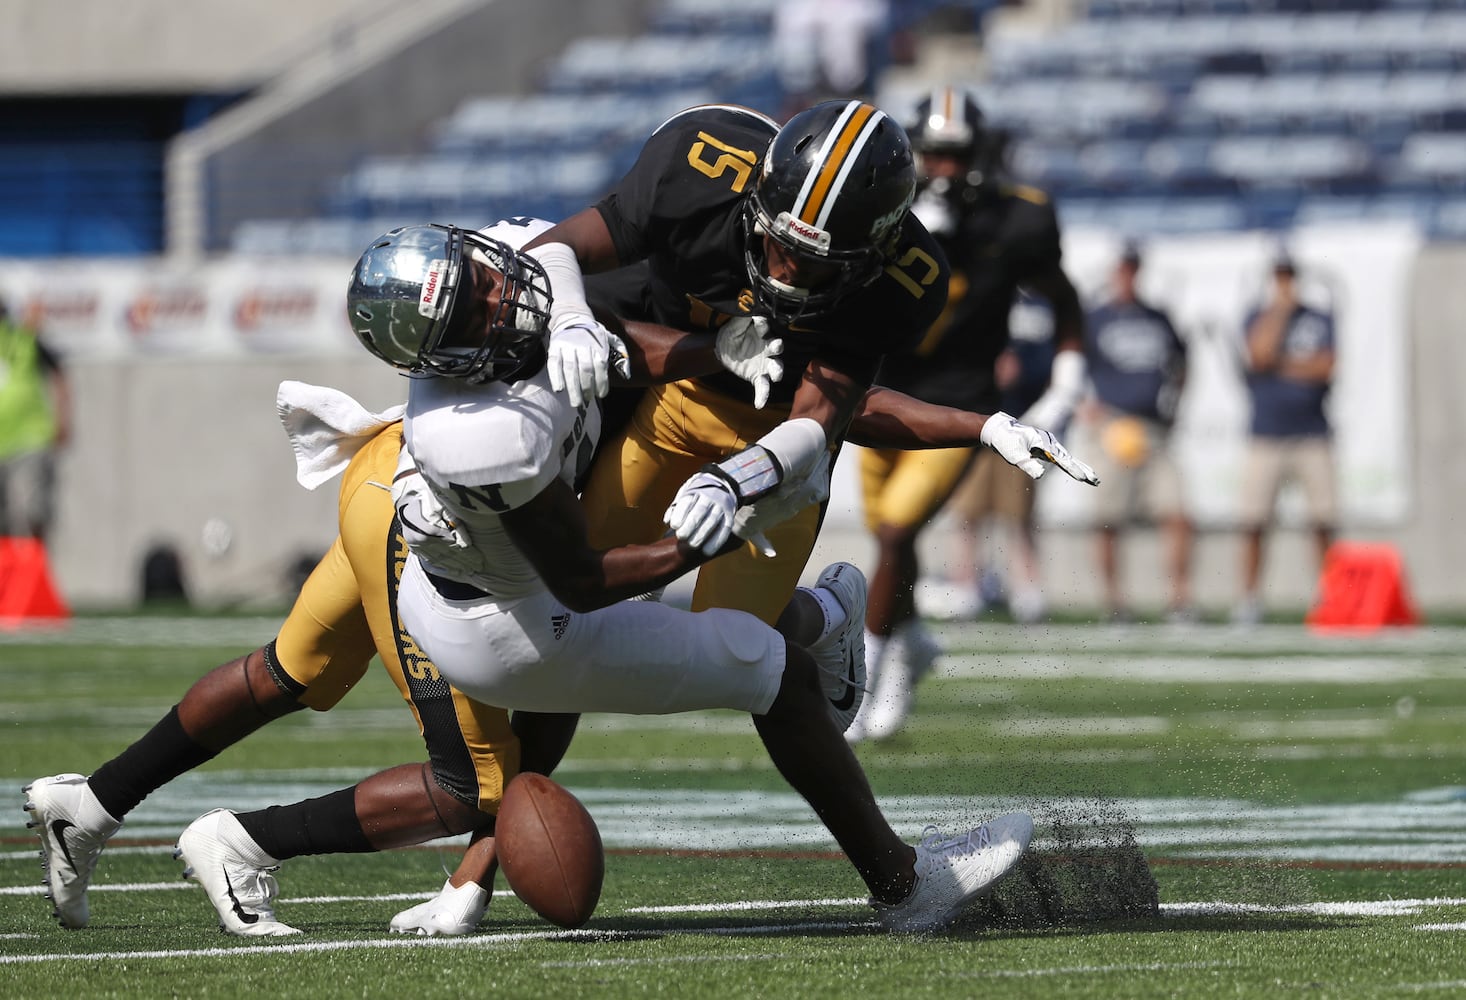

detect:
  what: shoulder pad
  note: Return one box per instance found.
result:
[478,217,555,251]
[652,104,779,139]
[1002,182,1052,207]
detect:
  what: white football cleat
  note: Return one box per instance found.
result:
[874,812,1034,933]
[389,878,490,936]
[175,809,301,937]
[23,773,122,929]
[862,620,942,741]
[804,562,868,732]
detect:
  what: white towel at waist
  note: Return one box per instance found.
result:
[276,380,405,490]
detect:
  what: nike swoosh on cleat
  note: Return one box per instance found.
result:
[221,868,260,924]
[50,819,79,872]
[831,656,859,712]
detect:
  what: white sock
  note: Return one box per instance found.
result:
[77,780,123,835]
[806,586,847,643]
[865,631,887,677]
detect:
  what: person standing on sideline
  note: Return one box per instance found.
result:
[0,297,70,542]
[1233,251,1337,625]
[1081,242,1193,623]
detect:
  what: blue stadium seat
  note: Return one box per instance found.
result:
[1389,132,1466,192]
[1430,198,1466,237]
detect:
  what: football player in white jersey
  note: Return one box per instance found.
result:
[373,219,1039,933]
[166,219,1045,936]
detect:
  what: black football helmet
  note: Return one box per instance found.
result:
[909,86,986,161]
[907,87,1008,233]
[744,100,916,322]
[347,224,551,384]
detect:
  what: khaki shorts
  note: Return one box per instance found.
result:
[1084,415,1185,525]
[1238,436,1336,529]
[947,448,1038,524]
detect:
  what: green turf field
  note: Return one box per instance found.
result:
[3,616,1464,998]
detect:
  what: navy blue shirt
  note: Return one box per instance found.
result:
[1084,298,1185,421]
[1243,304,1334,438]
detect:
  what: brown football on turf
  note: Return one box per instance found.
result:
[496,773,605,928]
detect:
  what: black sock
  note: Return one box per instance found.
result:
[235,787,374,861]
[89,706,216,820]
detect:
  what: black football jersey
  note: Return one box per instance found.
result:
[876,181,1063,412]
[595,104,949,407]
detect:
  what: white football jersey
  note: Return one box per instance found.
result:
[392,217,602,599]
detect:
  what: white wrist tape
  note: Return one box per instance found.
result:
[524,241,592,331]
[707,417,828,504]
[1021,349,1087,429]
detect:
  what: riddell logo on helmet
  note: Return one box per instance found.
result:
[787,218,824,242]
[776,212,831,251]
[418,260,448,319]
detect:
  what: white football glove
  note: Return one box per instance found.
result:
[731,451,832,557]
[663,471,739,556]
[715,315,784,410]
[981,411,1101,485]
[546,321,630,408]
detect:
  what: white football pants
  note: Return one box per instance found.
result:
[398,553,785,716]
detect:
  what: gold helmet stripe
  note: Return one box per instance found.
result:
[794,102,884,232]
[941,86,958,122]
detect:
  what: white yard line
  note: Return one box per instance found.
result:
[4,894,1465,966]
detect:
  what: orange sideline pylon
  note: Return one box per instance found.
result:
[0,536,70,625]
[1306,542,1421,632]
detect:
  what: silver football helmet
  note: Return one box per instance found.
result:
[346,224,552,384]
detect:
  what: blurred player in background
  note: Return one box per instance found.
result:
[1081,241,1193,623]
[0,296,71,542]
[932,290,1057,625]
[1233,250,1336,625]
[848,86,1087,742]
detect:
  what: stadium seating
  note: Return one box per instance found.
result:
[227,0,1466,252]
[971,0,1466,233]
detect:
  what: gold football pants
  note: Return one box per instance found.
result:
[579,379,824,625]
[858,445,977,532]
[272,423,518,814]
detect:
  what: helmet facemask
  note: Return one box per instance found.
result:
[348,225,552,385]
[741,199,888,324]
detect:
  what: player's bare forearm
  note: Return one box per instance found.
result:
[846,387,988,449]
[502,480,714,612]
[522,207,622,273]
[790,359,868,443]
[1278,352,1335,383]
[616,320,720,386]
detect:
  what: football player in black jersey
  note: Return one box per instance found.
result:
[850,86,1089,742]
[524,100,952,631]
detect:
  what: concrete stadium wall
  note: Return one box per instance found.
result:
[37,243,1466,615]
[0,0,372,91]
